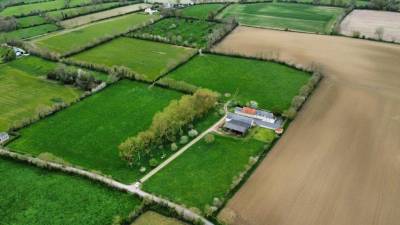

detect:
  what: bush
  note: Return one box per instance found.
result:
[2,46,16,62]
[180,135,189,145]
[149,158,159,167]
[204,134,215,144]
[171,142,178,151]
[188,129,198,137]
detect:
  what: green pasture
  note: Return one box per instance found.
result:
[17,16,47,28]
[130,17,224,48]
[166,54,310,113]
[70,37,196,81]
[180,3,226,19]
[35,13,158,54]
[8,80,183,183]
[217,2,345,33]
[0,0,92,17]
[1,24,59,40]
[143,134,265,211]
[0,57,81,132]
[0,158,141,225]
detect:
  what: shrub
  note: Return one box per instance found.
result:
[283,107,297,119]
[2,46,16,62]
[149,158,159,167]
[204,134,215,144]
[171,142,178,151]
[188,129,198,137]
[37,152,70,165]
[180,135,189,145]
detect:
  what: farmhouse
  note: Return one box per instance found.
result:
[224,107,283,135]
[145,8,158,15]
[12,47,29,57]
[0,132,9,144]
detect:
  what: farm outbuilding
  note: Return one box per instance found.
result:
[0,132,10,144]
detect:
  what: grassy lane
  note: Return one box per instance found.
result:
[0,158,141,225]
[8,80,183,183]
[217,2,344,33]
[143,134,265,211]
[166,54,310,113]
[71,37,196,81]
[35,13,158,54]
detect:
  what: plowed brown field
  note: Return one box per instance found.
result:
[214,27,400,225]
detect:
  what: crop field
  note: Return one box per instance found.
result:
[215,26,400,225]
[59,3,151,28]
[132,211,187,225]
[340,10,400,43]
[179,3,226,19]
[45,2,120,21]
[0,57,81,132]
[17,16,47,28]
[166,54,310,112]
[0,158,141,225]
[130,17,224,48]
[143,134,265,211]
[8,80,183,183]
[0,0,92,17]
[217,2,345,33]
[1,24,60,40]
[70,37,196,81]
[34,13,158,54]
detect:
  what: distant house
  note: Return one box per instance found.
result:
[144,8,158,15]
[12,47,29,57]
[0,132,9,144]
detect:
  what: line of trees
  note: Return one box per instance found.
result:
[119,89,219,165]
[0,16,17,32]
[47,64,101,91]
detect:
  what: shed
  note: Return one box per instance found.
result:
[0,132,9,144]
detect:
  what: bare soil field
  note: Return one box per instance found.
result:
[340,10,400,43]
[59,3,151,28]
[214,27,400,225]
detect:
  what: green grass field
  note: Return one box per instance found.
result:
[8,80,184,183]
[290,0,370,7]
[1,24,60,40]
[44,2,120,20]
[0,158,141,225]
[130,18,224,48]
[35,13,158,54]
[143,134,265,211]
[0,57,81,132]
[217,2,345,33]
[70,37,196,81]
[132,211,186,225]
[166,54,310,113]
[0,0,91,17]
[179,3,226,19]
[17,16,47,28]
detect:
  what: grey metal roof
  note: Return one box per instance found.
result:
[227,112,253,126]
[224,120,251,133]
[234,107,275,120]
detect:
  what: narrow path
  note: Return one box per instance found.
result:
[0,148,213,225]
[138,114,226,184]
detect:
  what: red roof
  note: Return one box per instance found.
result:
[242,107,256,115]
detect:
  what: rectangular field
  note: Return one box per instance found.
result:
[130,17,224,48]
[17,16,47,28]
[70,37,196,81]
[45,2,120,21]
[165,54,310,113]
[0,0,91,17]
[1,24,60,40]
[8,80,183,183]
[0,56,81,132]
[340,10,400,43]
[217,2,345,33]
[179,3,226,19]
[34,13,158,54]
[142,134,265,211]
[58,3,151,28]
[0,158,140,225]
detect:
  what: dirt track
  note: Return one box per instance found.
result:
[214,27,400,225]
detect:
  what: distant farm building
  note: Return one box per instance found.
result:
[0,132,9,144]
[224,107,283,135]
[12,47,29,57]
[145,8,158,15]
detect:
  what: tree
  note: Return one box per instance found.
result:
[180,135,189,145]
[375,27,384,40]
[2,47,16,62]
[188,129,198,137]
[204,134,215,144]
[0,16,17,32]
[171,142,178,151]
